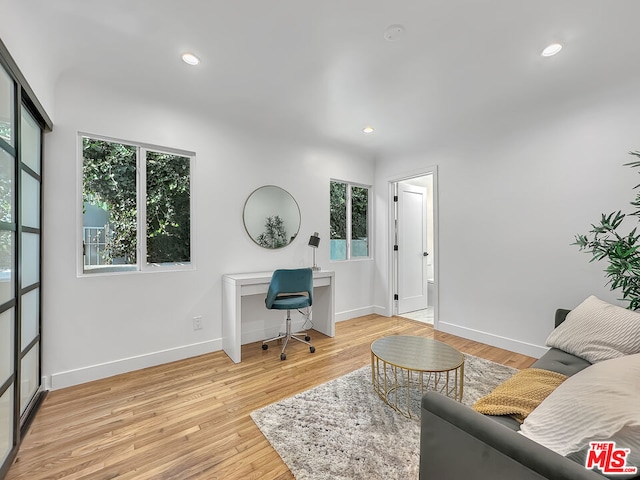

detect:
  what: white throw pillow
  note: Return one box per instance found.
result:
[519,353,640,474]
[546,295,640,363]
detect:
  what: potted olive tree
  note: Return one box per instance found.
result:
[574,151,640,310]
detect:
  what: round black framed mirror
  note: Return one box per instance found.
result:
[243,185,300,249]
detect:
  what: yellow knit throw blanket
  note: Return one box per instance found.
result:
[472,368,568,423]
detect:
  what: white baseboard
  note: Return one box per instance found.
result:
[50,338,222,390]
[438,321,548,359]
[336,306,376,322]
[373,305,389,317]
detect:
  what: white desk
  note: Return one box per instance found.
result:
[222,270,335,363]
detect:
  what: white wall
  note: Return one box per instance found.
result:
[375,83,640,358]
[0,6,57,120]
[43,74,375,389]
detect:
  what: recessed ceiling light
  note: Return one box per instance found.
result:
[541,43,563,57]
[363,126,375,134]
[182,53,200,65]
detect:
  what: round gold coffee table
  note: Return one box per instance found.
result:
[371,335,464,418]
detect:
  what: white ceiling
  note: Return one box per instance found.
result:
[4,0,640,157]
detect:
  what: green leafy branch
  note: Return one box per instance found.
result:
[83,139,190,265]
[574,151,640,310]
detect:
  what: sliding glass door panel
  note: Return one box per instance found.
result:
[20,171,39,229]
[0,60,14,477]
[0,386,14,466]
[20,107,40,174]
[18,102,42,433]
[1,40,49,477]
[0,66,14,148]
[20,232,39,288]
[20,288,39,351]
[19,345,38,415]
[0,149,13,222]
[0,231,14,305]
[0,308,13,383]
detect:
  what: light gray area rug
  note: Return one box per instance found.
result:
[250,354,517,480]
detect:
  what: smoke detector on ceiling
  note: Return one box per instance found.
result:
[384,24,406,42]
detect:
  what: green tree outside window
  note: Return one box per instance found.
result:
[82,137,191,271]
[330,180,369,260]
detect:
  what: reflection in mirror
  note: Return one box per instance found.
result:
[243,186,300,249]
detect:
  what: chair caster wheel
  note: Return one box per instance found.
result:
[310,346,316,353]
[262,344,268,350]
[280,353,286,361]
[305,336,311,341]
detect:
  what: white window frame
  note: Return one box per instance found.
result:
[77,132,196,276]
[330,179,372,262]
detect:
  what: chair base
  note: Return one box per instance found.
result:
[262,309,315,360]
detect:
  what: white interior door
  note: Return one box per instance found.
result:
[397,182,428,314]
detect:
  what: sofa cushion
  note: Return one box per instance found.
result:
[546,295,640,363]
[532,348,591,376]
[519,353,640,477]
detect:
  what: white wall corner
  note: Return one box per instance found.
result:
[373,305,390,317]
[335,306,377,322]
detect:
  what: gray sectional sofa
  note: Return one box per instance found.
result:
[419,309,638,480]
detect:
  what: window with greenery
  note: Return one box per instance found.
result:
[330,180,370,261]
[81,135,193,273]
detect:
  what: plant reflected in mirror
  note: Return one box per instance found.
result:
[243,186,300,249]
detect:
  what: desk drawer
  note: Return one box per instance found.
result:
[240,277,330,296]
[313,277,331,287]
[241,284,269,296]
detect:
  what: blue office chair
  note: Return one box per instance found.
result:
[261,268,316,360]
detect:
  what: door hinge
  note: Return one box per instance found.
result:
[393,195,398,202]
[394,294,399,301]
[393,245,398,251]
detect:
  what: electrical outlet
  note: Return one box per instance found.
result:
[192,316,203,331]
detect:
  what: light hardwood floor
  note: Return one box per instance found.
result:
[6,315,536,480]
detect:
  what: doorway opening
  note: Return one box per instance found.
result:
[391,171,437,326]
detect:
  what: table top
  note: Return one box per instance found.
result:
[371,335,464,372]
[223,270,334,284]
